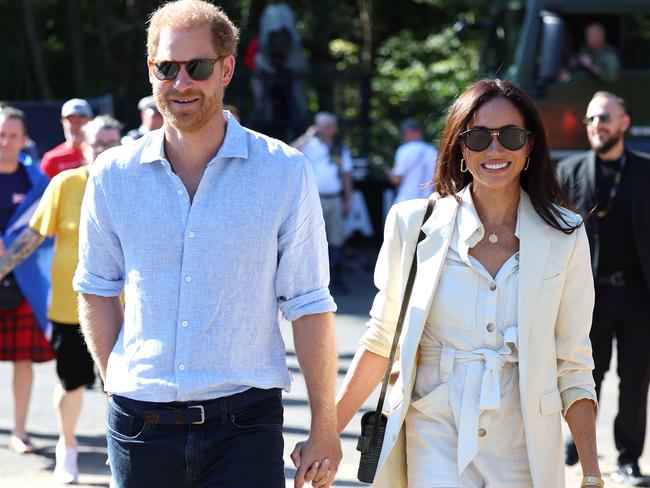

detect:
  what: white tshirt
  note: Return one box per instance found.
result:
[301,137,353,195]
[392,140,437,203]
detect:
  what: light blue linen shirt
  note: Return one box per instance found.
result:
[73,112,336,402]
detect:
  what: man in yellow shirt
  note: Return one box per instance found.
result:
[0,115,122,484]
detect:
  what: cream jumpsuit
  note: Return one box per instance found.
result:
[404,192,532,488]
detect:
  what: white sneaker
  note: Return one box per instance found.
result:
[53,439,78,484]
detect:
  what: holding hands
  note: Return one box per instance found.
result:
[291,432,340,488]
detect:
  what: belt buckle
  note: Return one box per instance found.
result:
[189,405,205,424]
[610,271,625,287]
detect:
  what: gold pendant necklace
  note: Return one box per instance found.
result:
[488,233,498,244]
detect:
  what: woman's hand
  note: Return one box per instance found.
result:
[291,440,333,487]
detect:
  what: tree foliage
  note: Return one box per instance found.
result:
[0,0,489,163]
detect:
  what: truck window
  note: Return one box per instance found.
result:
[481,6,526,76]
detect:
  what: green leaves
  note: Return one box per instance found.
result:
[369,26,480,165]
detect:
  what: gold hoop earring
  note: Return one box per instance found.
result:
[523,157,530,171]
[460,158,468,173]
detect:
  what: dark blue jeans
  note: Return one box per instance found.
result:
[107,388,285,488]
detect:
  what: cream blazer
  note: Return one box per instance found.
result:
[365,190,596,488]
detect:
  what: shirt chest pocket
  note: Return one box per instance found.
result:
[428,265,478,330]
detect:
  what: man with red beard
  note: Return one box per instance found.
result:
[72,1,341,488]
[558,92,650,486]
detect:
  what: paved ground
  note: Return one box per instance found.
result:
[0,249,648,487]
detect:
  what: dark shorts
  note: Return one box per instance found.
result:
[51,322,96,391]
[0,300,54,362]
[107,388,285,488]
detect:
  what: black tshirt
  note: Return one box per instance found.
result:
[0,165,31,233]
[595,154,642,281]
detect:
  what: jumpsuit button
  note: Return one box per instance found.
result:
[489,283,497,291]
[478,428,487,437]
[486,323,496,332]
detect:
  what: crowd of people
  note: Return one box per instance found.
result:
[0,1,648,487]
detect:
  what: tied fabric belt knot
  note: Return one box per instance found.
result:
[418,326,519,474]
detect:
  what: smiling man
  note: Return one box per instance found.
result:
[40,99,93,179]
[558,92,650,486]
[72,2,341,488]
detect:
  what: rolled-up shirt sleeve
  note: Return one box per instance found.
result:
[73,167,125,296]
[276,157,336,322]
[561,387,598,417]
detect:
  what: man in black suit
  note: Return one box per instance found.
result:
[558,91,650,486]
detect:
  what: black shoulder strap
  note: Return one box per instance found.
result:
[370,197,435,448]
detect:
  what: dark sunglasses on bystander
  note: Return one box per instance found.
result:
[459,125,531,152]
[150,57,223,81]
[583,112,611,126]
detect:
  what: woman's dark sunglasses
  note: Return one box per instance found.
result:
[459,126,531,152]
[150,57,222,81]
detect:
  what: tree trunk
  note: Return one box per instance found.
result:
[356,0,373,71]
[95,0,114,92]
[20,0,52,99]
[67,0,85,95]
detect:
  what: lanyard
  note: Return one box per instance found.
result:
[597,154,626,219]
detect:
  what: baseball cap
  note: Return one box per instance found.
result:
[400,117,421,132]
[61,98,93,118]
[137,95,159,114]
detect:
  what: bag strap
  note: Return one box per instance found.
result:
[370,197,435,448]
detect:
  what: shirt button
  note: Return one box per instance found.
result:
[188,231,195,238]
[486,323,496,332]
[178,364,185,371]
[489,283,497,291]
[181,320,188,328]
[478,428,487,437]
[185,275,192,282]
[177,189,183,195]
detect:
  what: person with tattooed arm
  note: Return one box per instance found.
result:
[0,115,122,484]
[0,106,54,455]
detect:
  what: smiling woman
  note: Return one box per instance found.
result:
[435,79,580,235]
[294,79,603,488]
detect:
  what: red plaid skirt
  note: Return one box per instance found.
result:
[0,300,54,362]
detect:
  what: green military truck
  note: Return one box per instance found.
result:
[475,0,650,157]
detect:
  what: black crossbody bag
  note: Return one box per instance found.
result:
[356,198,434,484]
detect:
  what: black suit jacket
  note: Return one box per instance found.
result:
[557,148,650,291]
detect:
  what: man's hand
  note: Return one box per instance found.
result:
[292,431,342,488]
[291,313,340,486]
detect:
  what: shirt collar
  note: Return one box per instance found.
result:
[456,184,522,259]
[139,110,248,165]
[457,185,484,249]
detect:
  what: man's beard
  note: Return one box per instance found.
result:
[593,127,623,155]
[154,88,221,133]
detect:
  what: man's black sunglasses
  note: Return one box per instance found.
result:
[459,126,531,152]
[150,58,222,81]
[582,112,611,125]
